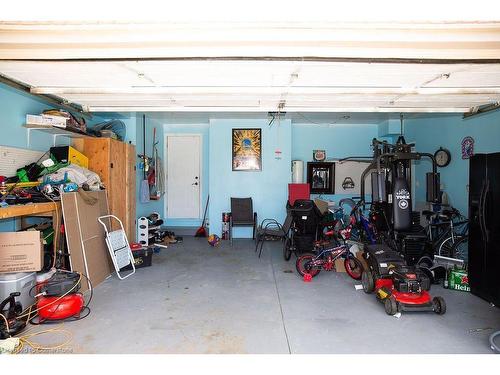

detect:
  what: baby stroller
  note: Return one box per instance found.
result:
[283,199,325,261]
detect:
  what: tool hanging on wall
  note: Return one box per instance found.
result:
[139,114,150,203]
[148,127,158,199]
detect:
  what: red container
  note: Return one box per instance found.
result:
[288,183,310,206]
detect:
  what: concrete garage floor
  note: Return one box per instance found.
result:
[62,237,498,354]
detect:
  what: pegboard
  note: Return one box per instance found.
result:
[334,160,372,196]
[0,145,44,177]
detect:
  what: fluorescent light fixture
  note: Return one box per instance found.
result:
[30,87,500,95]
[88,106,471,113]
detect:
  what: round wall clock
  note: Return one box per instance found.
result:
[313,150,326,161]
[434,147,451,167]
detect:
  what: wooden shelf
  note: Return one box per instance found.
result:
[0,201,61,220]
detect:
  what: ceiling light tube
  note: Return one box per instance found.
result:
[88,106,471,113]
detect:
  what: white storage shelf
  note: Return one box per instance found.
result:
[23,124,90,147]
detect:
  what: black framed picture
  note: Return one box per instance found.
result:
[307,162,335,194]
[232,128,262,171]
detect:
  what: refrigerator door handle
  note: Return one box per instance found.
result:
[478,180,486,242]
[483,179,490,243]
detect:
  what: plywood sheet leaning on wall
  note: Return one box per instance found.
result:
[61,190,114,292]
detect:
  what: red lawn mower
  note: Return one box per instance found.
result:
[361,244,446,315]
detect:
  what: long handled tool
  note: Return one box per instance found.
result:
[139,115,150,203]
[195,195,210,237]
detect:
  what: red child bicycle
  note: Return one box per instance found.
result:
[295,238,364,280]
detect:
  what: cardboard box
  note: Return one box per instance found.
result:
[314,198,329,214]
[0,231,43,273]
[334,258,346,272]
[26,114,67,127]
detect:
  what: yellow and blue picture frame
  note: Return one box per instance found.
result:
[232,128,262,171]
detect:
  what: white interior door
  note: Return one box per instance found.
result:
[166,135,201,218]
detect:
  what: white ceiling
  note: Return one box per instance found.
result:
[1,22,500,114]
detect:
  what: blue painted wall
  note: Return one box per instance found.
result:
[0,82,71,150]
[405,111,500,215]
[292,122,379,203]
[161,123,210,227]
[209,119,292,238]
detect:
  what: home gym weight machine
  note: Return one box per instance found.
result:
[360,136,441,264]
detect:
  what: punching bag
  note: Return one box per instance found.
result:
[392,176,412,231]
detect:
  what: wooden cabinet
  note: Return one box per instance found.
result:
[73,138,136,242]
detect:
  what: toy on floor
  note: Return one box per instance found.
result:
[295,237,364,280]
[208,234,221,247]
[361,244,446,315]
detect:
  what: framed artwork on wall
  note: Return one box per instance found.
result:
[307,162,335,194]
[232,128,262,171]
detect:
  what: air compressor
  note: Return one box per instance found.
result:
[33,271,87,324]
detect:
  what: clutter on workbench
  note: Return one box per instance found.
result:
[0,144,102,207]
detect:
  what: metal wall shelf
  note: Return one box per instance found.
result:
[23,124,90,147]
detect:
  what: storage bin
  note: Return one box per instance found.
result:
[0,272,36,311]
[50,146,89,168]
[123,248,153,271]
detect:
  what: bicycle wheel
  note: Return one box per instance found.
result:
[344,256,363,280]
[437,235,459,257]
[296,253,321,277]
[450,236,468,261]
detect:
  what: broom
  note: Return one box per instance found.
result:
[195,195,209,237]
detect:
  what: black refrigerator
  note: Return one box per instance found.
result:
[469,152,500,306]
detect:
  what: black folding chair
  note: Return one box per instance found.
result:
[230,197,257,245]
[255,212,293,258]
